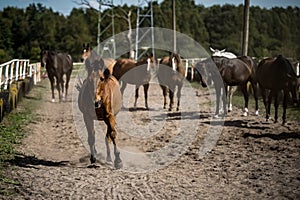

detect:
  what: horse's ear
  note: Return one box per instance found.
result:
[209,47,215,52]
[87,43,90,49]
[221,49,226,53]
[83,43,86,48]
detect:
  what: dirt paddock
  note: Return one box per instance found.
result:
[6,73,300,199]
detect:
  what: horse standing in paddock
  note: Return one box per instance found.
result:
[257,55,299,125]
[158,52,185,111]
[40,48,73,102]
[210,47,237,112]
[195,56,259,117]
[112,54,154,109]
[77,47,123,168]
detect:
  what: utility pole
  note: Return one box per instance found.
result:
[242,0,250,56]
[172,0,176,53]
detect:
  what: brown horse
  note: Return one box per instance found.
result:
[112,54,154,109]
[40,48,73,102]
[158,52,185,111]
[81,43,116,74]
[195,56,259,117]
[257,55,299,125]
[77,44,123,168]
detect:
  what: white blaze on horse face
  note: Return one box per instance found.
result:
[147,58,151,72]
[172,57,176,72]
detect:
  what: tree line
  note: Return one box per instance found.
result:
[0,0,299,63]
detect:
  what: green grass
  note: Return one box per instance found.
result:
[0,81,43,196]
[232,91,300,122]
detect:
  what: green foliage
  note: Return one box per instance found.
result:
[0,1,299,63]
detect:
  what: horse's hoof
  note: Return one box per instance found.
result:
[90,155,96,164]
[243,112,248,117]
[51,99,55,103]
[255,110,259,116]
[114,160,123,169]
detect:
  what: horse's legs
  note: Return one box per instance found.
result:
[274,92,279,123]
[143,83,149,110]
[282,90,288,125]
[120,82,127,108]
[168,87,175,111]
[160,85,168,109]
[49,75,55,102]
[83,115,97,163]
[250,80,259,115]
[56,76,62,102]
[105,115,122,169]
[134,85,139,109]
[65,72,71,100]
[176,83,183,111]
[241,83,249,116]
[228,86,234,112]
[266,90,273,122]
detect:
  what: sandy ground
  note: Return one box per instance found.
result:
[4,71,300,199]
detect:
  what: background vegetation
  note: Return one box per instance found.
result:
[0,0,299,62]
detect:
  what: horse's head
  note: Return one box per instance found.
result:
[85,57,108,107]
[168,52,182,72]
[81,43,92,62]
[136,53,155,72]
[40,49,49,67]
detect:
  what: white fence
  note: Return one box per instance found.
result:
[0,59,41,91]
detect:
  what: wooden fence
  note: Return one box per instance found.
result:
[0,59,41,122]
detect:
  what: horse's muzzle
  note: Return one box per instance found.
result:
[95,99,103,108]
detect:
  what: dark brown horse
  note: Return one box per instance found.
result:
[257,55,299,125]
[77,45,123,168]
[40,48,73,102]
[195,56,259,117]
[112,54,154,109]
[158,52,185,111]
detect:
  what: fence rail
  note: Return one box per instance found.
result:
[0,59,41,122]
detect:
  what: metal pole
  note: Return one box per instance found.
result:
[242,0,250,56]
[172,0,176,53]
[97,3,102,54]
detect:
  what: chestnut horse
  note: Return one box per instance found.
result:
[112,54,154,109]
[257,55,298,125]
[81,43,116,74]
[158,52,185,111]
[195,56,259,117]
[40,48,73,102]
[77,45,123,168]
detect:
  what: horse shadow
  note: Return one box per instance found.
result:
[151,110,211,121]
[243,132,300,140]
[8,153,69,169]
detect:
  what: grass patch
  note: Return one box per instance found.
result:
[232,91,300,121]
[0,81,43,196]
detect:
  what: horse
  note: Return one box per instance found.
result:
[158,52,185,111]
[40,48,73,102]
[195,55,259,117]
[257,55,299,125]
[81,43,116,74]
[77,46,123,168]
[210,47,237,112]
[112,54,154,110]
